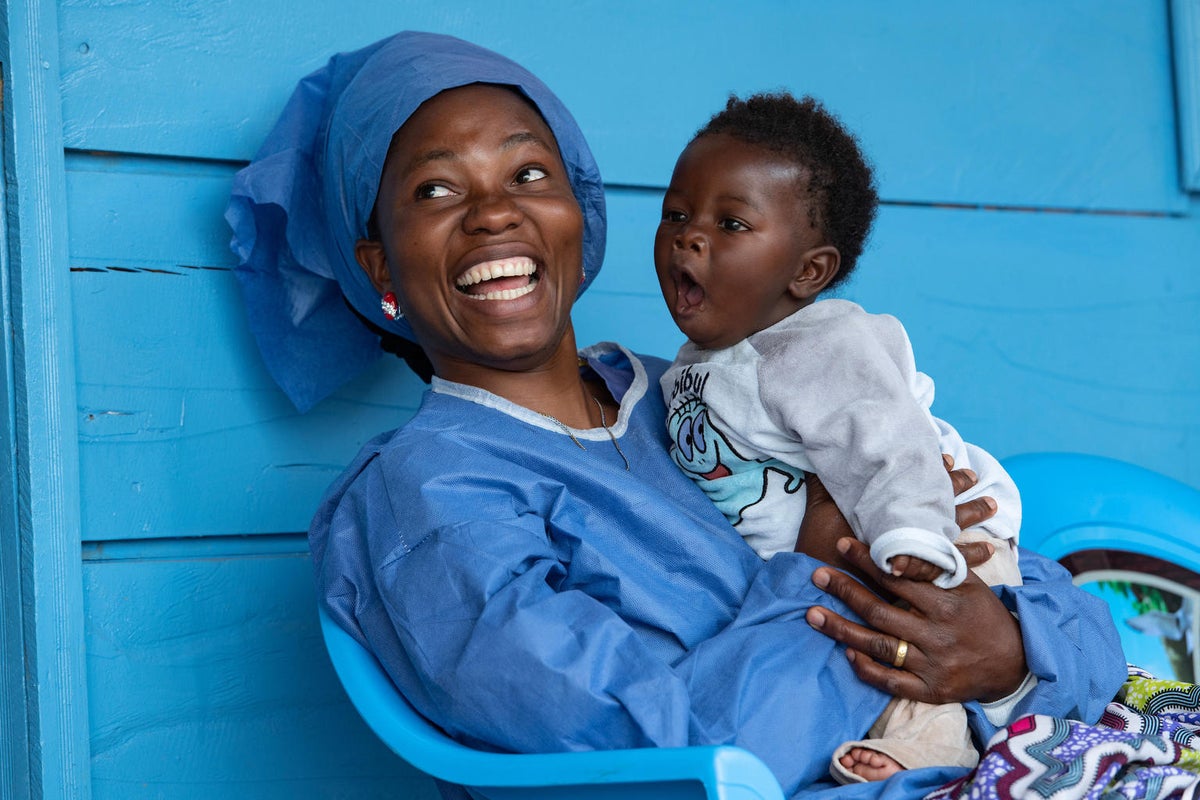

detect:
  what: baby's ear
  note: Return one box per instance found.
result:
[789,245,841,301]
[355,239,392,293]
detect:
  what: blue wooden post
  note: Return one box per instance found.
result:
[0,1,92,798]
[1174,0,1200,191]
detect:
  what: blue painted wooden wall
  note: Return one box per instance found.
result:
[3,1,1198,797]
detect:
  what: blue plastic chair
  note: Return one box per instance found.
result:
[318,607,784,800]
[1003,452,1200,574]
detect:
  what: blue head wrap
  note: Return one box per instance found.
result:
[226,32,607,412]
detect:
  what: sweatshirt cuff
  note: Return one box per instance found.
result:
[980,671,1039,727]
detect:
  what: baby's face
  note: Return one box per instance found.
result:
[655,134,822,350]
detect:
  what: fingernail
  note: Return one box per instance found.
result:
[808,609,826,629]
[962,469,977,482]
[813,569,830,588]
[846,650,857,664]
[835,537,851,554]
[942,454,953,469]
[984,496,997,511]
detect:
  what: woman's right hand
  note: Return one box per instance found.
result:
[805,538,1027,705]
[794,455,1027,706]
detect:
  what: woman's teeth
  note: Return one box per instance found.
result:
[465,281,538,301]
[456,258,536,297]
[455,257,539,300]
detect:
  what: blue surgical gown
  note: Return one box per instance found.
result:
[310,343,1126,798]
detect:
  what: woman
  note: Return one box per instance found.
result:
[226,32,1124,798]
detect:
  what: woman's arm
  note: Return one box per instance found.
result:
[377,520,699,752]
[317,453,697,754]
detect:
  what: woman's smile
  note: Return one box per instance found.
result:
[455,256,540,301]
[446,243,550,321]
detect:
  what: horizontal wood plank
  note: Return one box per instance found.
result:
[58,0,1183,211]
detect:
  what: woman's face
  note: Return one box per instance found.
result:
[357,84,585,382]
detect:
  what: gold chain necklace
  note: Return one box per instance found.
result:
[537,395,630,471]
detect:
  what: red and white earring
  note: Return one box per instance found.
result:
[380,291,403,320]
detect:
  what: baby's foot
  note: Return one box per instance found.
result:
[838,747,903,782]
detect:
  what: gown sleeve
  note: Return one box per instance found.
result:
[964,546,1127,742]
[379,520,696,752]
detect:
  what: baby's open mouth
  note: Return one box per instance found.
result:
[456,257,539,300]
[675,270,704,312]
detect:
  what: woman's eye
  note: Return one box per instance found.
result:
[719,218,748,232]
[515,167,548,184]
[416,183,453,200]
[661,209,687,223]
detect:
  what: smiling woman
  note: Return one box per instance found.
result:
[225,30,1126,800]
[226,32,608,416]
[353,85,588,397]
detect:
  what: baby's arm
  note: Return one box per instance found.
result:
[754,302,966,586]
[798,462,997,595]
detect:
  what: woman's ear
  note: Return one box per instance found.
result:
[355,239,392,293]
[788,245,841,301]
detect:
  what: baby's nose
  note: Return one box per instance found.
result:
[674,228,706,252]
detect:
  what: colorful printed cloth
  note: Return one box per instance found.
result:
[927,668,1200,799]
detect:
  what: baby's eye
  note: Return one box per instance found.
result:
[661,209,687,223]
[416,183,454,200]
[515,166,548,184]
[718,218,749,232]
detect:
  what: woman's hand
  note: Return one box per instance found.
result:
[796,458,1026,705]
[805,537,1027,705]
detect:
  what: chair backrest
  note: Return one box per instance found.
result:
[1004,452,1200,572]
[317,607,785,800]
[1004,452,1200,682]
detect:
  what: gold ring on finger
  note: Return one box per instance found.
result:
[893,639,909,668]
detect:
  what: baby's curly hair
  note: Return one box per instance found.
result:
[696,92,878,291]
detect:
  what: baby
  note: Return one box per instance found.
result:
[656,92,1023,784]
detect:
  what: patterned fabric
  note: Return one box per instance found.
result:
[927,668,1200,799]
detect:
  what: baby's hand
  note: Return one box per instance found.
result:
[888,554,944,583]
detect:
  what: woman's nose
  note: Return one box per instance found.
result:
[463,190,523,234]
